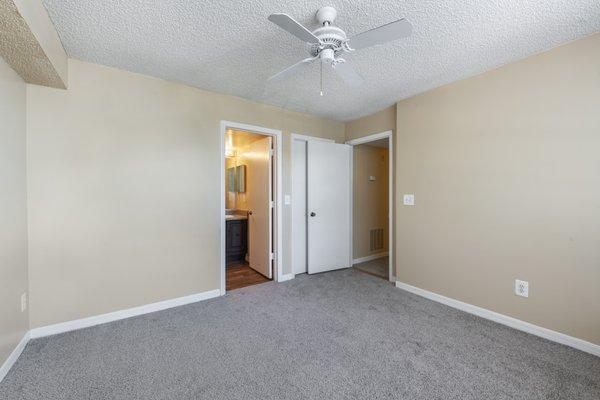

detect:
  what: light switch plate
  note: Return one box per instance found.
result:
[369,175,376,181]
[403,194,415,206]
[284,195,291,205]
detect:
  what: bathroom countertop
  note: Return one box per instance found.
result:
[225,214,248,221]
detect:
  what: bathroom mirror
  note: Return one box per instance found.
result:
[236,165,246,193]
[226,167,236,192]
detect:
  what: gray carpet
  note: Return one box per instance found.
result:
[354,256,389,279]
[1,269,599,400]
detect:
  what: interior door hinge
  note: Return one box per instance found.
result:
[270,200,274,208]
[269,149,274,157]
[270,252,276,261]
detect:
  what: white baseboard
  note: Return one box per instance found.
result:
[353,252,389,265]
[0,331,30,383]
[279,273,295,282]
[1,289,221,382]
[395,281,600,357]
[29,289,221,339]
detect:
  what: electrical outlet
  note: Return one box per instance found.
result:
[403,194,415,206]
[515,279,529,298]
[21,293,27,312]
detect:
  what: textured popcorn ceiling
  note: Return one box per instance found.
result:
[0,0,65,88]
[42,0,600,121]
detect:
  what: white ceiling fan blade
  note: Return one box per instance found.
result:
[334,62,364,88]
[268,57,317,83]
[348,19,412,50]
[268,14,321,44]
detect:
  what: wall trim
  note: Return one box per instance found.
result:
[346,131,392,146]
[279,273,295,282]
[1,289,221,382]
[395,281,600,357]
[0,331,30,383]
[352,252,389,265]
[290,133,335,143]
[29,289,221,339]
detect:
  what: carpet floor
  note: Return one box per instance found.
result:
[354,256,389,279]
[1,269,599,399]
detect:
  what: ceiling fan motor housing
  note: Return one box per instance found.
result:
[308,25,347,61]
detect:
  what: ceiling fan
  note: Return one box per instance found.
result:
[267,6,412,93]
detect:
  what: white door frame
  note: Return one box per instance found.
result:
[220,121,283,294]
[346,131,394,282]
[290,133,335,276]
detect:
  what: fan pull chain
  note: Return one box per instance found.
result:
[320,61,324,96]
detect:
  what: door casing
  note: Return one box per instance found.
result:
[346,131,394,282]
[220,121,284,294]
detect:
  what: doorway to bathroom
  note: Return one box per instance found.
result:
[220,121,283,293]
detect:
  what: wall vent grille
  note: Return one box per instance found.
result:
[370,228,384,251]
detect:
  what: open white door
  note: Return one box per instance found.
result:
[246,136,273,278]
[307,141,351,274]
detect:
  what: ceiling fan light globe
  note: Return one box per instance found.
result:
[320,48,335,64]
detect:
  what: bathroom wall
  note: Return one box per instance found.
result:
[224,131,268,212]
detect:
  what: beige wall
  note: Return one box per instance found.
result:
[395,33,600,345]
[26,59,344,328]
[0,57,29,365]
[353,144,389,259]
[345,105,396,141]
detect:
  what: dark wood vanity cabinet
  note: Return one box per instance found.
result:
[226,219,247,262]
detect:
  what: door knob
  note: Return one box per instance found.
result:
[310,212,316,217]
